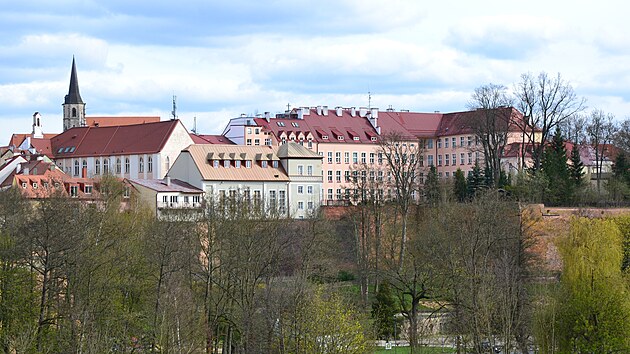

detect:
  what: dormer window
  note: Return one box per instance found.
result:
[33,182,38,189]
[371,137,377,142]
[246,160,252,168]
[338,136,344,140]
[223,160,230,168]
[85,185,93,194]
[322,135,328,140]
[277,122,285,127]
[261,161,268,168]
[272,160,278,168]
[213,160,219,168]
[353,137,360,141]
[291,122,299,127]
[235,160,241,168]
[22,182,27,189]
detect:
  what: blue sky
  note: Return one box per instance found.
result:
[2,0,630,144]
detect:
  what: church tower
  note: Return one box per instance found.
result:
[63,57,86,131]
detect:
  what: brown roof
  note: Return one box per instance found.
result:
[11,168,101,200]
[86,116,160,127]
[437,107,523,136]
[51,120,182,158]
[9,133,57,148]
[378,111,442,139]
[181,144,289,182]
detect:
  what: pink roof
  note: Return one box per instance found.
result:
[86,116,160,127]
[9,133,57,147]
[437,107,523,136]
[51,120,182,158]
[254,107,380,144]
[378,111,442,139]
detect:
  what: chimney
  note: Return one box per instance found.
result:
[297,109,304,120]
[165,176,171,186]
[335,106,342,116]
[264,112,270,122]
[350,107,356,117]
[301,107,310,116]
[369,107,379,130]
[359,107,368,117]
[386,105,394,112]
[322,106,328,116]
[316,106,322,115]
[82,167,87,178]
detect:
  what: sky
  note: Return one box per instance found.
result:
[1,0,630,145]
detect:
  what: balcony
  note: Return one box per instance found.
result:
[157,201,204,209]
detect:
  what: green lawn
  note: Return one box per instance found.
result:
[374,346,456,354]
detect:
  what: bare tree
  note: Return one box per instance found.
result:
[514,72,586,171]
[467,84,515,186]
[614,117,630,154]
[586,109,617,192]
[379,133,423,270]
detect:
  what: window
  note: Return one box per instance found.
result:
[361,152,366,164]
[307,165,313,176]
[444,138,449,148]
[261,160,268,168]
[72,107,77,117]
[335,152,341,164]
[452,154,456,166]
[307,185,313,194]
[371,137,377,142]
[139,157,144,173]
[308,201,314,210]
[345,170,351,182]
[428,155,434,166]
[193,195,201,204]
[291,122,299,127]
[224,160,230,168]
[271,160,277,168]
[279,190,286,214]
[378,153,383,164]
[247,128,252,134]
[336,170,341,182]
[246,139,252,146]
[125,158,130,174]
[327,152,333,164]
[307,140,313,148]
[254,139,260,146]
[116,158,121,173]
[84,185,92,194]
[82,160,87,174]
[297,165,304,175]
[352,152,358,164]
[298,185,304,194]
[437,155,442,166]
[213,160,219,168]
[322,135,328,140]
[269,190,277,209]
[148,156,153,173]
[103,158,110,174]
[445,172,450,178]
[369,153,375,164]
[327,170,333,182]
[96,159,101,174]
[468,136,472,146]
[21,182,27,189]
[460,137,465,147]
[452,137,456,147]
[327,189,333,200]
[74,160,80,176]
[298,201,304,210]
[255,128,260,134]
[32,182,38,189]
[162,195,168,203]
[170,195,178,204]
[427,139,434,149]
[246,160,252,168]
[445,154,449,166]
[344,152,350,164]
[468,152,473,164]
[265,138,272,146]
[277,122,285,127]
[235,160,241,168]
[437,139,442,149]
[336,189,342,200]
[460,153,465,165]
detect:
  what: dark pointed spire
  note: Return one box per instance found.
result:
[64,56,84,104]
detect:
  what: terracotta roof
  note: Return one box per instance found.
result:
[190,134,235,144]
[180,144,289,182]
[253,107,380,144]
[51,120,182,158]
[12,168,101,200]
[9,133,57,148]
[277,142,322,159]
[378,111,442,139]
[86,116,161,127]
[128,178,203,193]
[437,107,523,136]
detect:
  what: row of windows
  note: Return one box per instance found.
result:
[296,165,314,176]
[324,151,384,165]
[246,138,272,146]
[296,185,315,194]
[324,188,413,201]
[211,160,278,169]
[77,156,155,176]
[324,170,393,184]
[433,152,479,167]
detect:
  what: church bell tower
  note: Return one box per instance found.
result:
[63,57,86,131]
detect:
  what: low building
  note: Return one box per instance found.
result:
[127,177,204,220]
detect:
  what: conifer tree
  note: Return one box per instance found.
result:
[453,168,468,202]
[568,143,585,188]
[466,162,485,198]
[424,165,440,206]
[541,128,572,205]
[612,153,630,185]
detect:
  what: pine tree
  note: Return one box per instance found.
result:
[466,162,485,198]
[424,165,440,206]
[568,143,585,188]
[371,281,399,340]
[541,128,572,205]
[612,153,630,185]
[453,168,468,202]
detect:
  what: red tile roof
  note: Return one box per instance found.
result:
[9,133,57,148]
[378,111,442,139]
[189,134,235,144]
[86,116,160,127]
[437,107,523,136]
[51,120,182,158]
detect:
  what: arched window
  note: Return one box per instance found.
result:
[95,159,100,174]
[165,156,170,172]
[37,117,40,126]
[82,160,87,176]
[116,158,121,174]
[72,107,77,117]
[148,156,153,173]
[74,160,80,176]
[103,158,110,174]
[124,157,130,174]
[139,157,144,173]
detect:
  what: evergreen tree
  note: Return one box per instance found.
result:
[466,162,485,198]
[541,128,572,205]
[483,165,494,188]
[453,168,468,202]
[498,169,510,189]
[568,143,585,188]
[424,165,440,206]
[612,153,630,185]
[371,281,399,340]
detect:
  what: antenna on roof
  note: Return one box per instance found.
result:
[192,116,197,134]
[171,95,178,120]
[368,90,372,110]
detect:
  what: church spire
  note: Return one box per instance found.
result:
[64,56,83,104]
